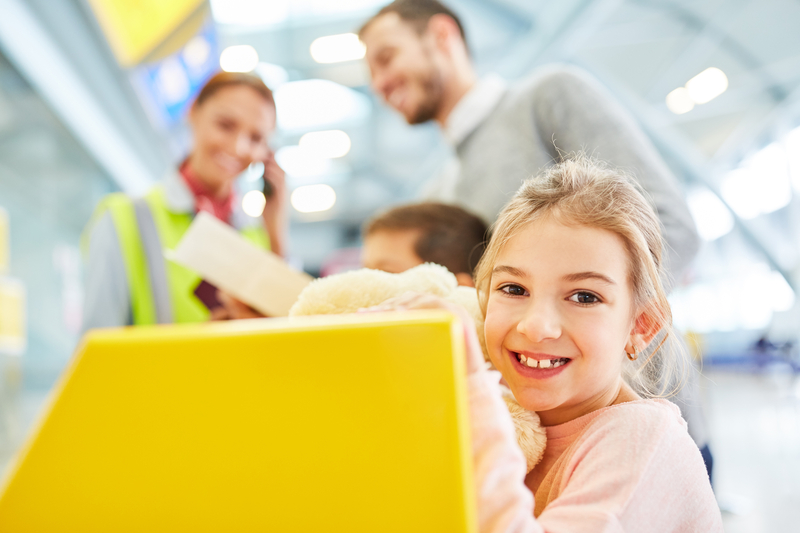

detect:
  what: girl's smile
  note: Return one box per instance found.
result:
[484,216,647,426]
[509,348,572,375]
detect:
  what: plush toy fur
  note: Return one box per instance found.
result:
[289,263,546,472]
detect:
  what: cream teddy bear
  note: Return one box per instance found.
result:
[289,263,546,472]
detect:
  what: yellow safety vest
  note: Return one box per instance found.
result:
[92,185,269,326]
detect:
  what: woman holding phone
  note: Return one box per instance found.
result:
[82,71,286,330]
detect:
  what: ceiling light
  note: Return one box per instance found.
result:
[275,145,333,177]
[291,184,336,213]
[665,87,694,115]
[182,36,211,70]
[310,33,365,64]
[686,187,734,241]
[220,45,259,73]
[242,190,266,217]
[685,67,728,104]
[273,79,370,132]
[299,130,351,158]
[720,143,791,219]
[155,58,189,105]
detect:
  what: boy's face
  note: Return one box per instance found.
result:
[362,229,424,274]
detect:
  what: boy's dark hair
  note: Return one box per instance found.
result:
[364,202,488,275]
[359,0,467,46]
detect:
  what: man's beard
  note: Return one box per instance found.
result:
[407,64,445,125]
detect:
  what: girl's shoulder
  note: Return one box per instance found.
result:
[585,398,688,440]
[551,399,702,489]
[548,398,686,444]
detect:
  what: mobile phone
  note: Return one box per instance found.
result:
[193,279,221,310]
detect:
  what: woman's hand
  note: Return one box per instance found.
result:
[361,292,486,375]
[211,290,267,320]
[261,151,288,257]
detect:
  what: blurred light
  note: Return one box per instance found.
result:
[155,57,189,105]
[310,33,365,64]
[721,169,760,219]
[220,45,259,72]
[182,36,211,70]
[769,271,795,312]
[242,190,267,217]
[686,187,734,241]
[299,130,351,158]
[244,161,265,182]
[210,0,289,26]
[721,143,791,219]
[666,87,694,115]
[275,145,333,177]
[291,184,336,213]
[273,79,370,132]
[685,67,728,104]
[255,62,289,89]
[786,126,800,191]
[669,264,794,333]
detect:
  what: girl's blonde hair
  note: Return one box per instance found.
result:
[475,155,688,397]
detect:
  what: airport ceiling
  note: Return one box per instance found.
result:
[1,0,800,333]
[210,0,800,276]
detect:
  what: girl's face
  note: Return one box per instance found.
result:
[484,217,641,426]
[188,85,275,197]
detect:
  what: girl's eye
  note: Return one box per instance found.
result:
[500,284,527,296]
[569,292,600,305]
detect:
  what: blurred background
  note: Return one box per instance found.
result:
[0,0,798,530]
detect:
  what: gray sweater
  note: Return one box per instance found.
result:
[433,65,700,283]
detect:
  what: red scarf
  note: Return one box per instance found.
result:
[180,160,234,224]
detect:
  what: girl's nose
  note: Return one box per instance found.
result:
[516,299,561,343]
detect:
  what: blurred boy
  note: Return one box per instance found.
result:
[362,202,488,286]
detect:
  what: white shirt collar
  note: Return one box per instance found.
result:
[161,167,257,230]
[163,168,195,213]
[443,74,508,146]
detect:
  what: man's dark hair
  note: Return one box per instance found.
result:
[359,0,467,46]
[364,202,488,276]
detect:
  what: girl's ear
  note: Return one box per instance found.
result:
[626,307,661,353]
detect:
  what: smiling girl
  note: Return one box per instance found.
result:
[383,157,722,531]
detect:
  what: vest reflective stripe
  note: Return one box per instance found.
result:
[101,186,270,326]
[99,194,158,325]
[132,197,174,323]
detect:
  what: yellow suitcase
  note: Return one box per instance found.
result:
[0,311,476,532]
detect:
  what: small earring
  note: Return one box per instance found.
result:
[626,345,639,361]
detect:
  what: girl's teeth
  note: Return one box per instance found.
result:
[517,354,568,369]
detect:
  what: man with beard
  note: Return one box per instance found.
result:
[359,0,714,483]
[359,0,699,281]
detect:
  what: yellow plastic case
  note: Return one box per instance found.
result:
[0,311,476,532]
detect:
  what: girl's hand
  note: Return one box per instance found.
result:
[361,292,485,375]
[261,152,288,257]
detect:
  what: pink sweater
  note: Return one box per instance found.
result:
[469,370,723,533]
